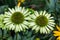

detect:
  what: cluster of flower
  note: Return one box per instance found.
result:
[0,6,55,34]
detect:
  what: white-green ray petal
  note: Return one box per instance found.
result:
[40,27,43,33]
[45,13,48,15]
[49,20,54,22]
[43,11,46,15]
[35,27,39,32]
[25,17,32,20]
[4,18,10,21]
[8,8,14,13]
[3,20,9,23]
[34,11,39,16]
[5,22,11,25]
[48,23,55,27]
[8,24,13,29]
[21,7,25,13]
[47,25,53,30]
[43,27,47,34]
[29,22,35,27]
[15,7,20,11]
[19,7,22,11]
[48,22,54,24]
[45,27,49,33]
[23,21,29,25]
[4,14,10,17]
[47,14,51,18]
[24,9,29,14]
[39,11,43,15]
[49,17,54,19]
[42,27,46,33]
[11,8,15,12]
[19,25,23,31]
[21,24,28,29]
[15,25,19,32]
[11,24,15,30]
[5,12,11,16]
[32,25,37,30]
[30,14,36,19]
[25,12,31,16]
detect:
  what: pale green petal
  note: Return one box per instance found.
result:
[39,11,43,15]
[25,12,31,16]
[34,11,39,16]
[21,24,28,29]
[23,21,29,25]
[42,27,46,33]
[45,13,48,16]
[49,17,54,19]
[47,14,51,18]
[3,20,9,23]
[48,21,55,24]
[40,27,43,33]
[5,12,11,16]
[5,22,11,25]
[4,18,10,21]
[45,27,50,33]
[47,25,53,30]
[11,8,15,12]
[25,17,32,20]
[19,25,23,31]
[49,20,54,22]
[15,6,20,11]
[48,23,55,27]
[8,8,13,13]
[21,7,25,13]
[30,14,36,19]
[24,9,29,14]
[35,27,40,32]
[15,26,19,32]
[32,25,37,30]
[9,24,14,30]
[29,22,35,27]
[43,11,46,15]
[11,24,15,30]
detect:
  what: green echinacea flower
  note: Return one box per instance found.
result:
[3,6,31,32]
[29,11,55,34]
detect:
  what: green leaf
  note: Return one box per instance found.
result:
[0,5,8,14]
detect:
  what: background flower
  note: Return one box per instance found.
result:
[53,25,60,40]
